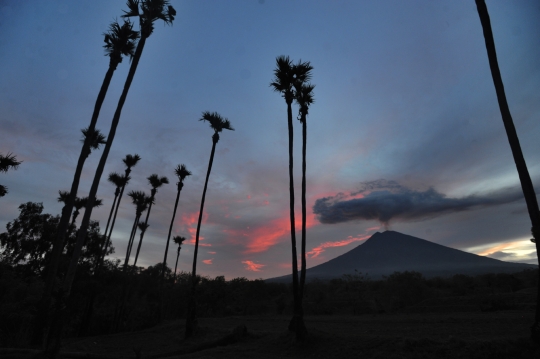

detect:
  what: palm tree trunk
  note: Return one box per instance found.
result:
[285,99,304,339]
[159,183,182,322]
[32,62,119,348]
[299,118,307,298]
[100,180,129,268]
[124,214,140,271]
[475,0,540,339]
[185,135,218,339]
[174,247,181,278]
[161,183,182,281]
[44,35,148,356]
[133,199,154,267]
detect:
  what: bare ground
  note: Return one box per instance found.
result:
[51,310,540,359]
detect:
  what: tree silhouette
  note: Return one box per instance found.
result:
[133,174,169,267]
[33,19,138,348]
[124,190,150,271]
[0,152,22,197]
[101,154,141,267]
[475,0,540,340]
[270,56,311,340]
[173,235,186,278]
[161,164,191,282]
[185,112,233,338]
[294,80,314,307]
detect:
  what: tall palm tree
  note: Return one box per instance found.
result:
[475,0,540,340]
[161,164,191,282]
[185,112,233,338]
[45,1,175,352]
[0,152,22,197]
[103,154,141,260]
[270,56,311,340]
[33,20,139,348]
[294,81,314,304]
[173,235,186,278]
[123,190,149,271]
[133,174,169,267]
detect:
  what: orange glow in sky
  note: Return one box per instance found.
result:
[307,226,380,258]
[242,260,265,271]
[225,212,319,253]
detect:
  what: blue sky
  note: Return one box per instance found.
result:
[1,0,539,279]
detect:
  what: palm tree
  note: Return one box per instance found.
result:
[133,174,169,267]
[0,152,22,197]
[475,0,540,340]
[103,154,140,262]
[185,112,233,338]
[34,20,138,348]
[45,1,175,352]
[161,164,191,282]
[173,235,186,278]
[123,190,149,271]
[270,56,311,340]
[294,81,314,305]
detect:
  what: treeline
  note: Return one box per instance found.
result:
[1,246,537,348]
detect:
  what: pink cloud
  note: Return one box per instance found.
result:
[202,259,213,265]
[307,226,380,258]
[242,260,266,272]
[178,211,209,246]
[208,251,217,254]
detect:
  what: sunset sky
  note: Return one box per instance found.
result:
[1,0,539,280]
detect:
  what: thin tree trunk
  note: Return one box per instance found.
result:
[185,135,218,339]
[101,178,129,265]
[174,247,181,277]
[285,99,304,339]
[32,62,118,348]
[159,183,182,321]
[299,118,307,298]
[44,35,148,357]
[124,214,140,271]
[133,198,154,267]
[475,0,540,339]
[161,183,182,280]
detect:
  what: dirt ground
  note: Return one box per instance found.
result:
[56,310,540,358]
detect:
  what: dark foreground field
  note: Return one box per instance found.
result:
[8,311,533,358]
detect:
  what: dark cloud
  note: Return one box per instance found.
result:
[313,179,526,225]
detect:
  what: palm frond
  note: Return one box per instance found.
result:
[122,0,140,18]
[294,83,315,121]
[138,222,149,231]
[270,55,295,94]
[174,164,192,181]
[173,235,186,246]
[103,19,139,62]
[0,184,7,197]
[57,190,71,204]
[123,154,141,168]
[200,111,234,132]
[81,127,107,150]
[293,59,314,85]
[0,153,22,172]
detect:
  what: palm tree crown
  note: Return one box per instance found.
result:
[123,0,176,37]
[200,111,234,136]
[123,154,141,170]
[148,174,169,193]
[174,164,192,182]
[0,153,22,173]
[173,235,186,247]
[294,83,315,121]
[81,127,107,157]
[103,19,139,65]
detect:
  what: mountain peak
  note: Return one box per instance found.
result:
[266,231,536,282]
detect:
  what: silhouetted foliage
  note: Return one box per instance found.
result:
[0,152,22,197]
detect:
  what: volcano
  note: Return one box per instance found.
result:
[267,231,536,282]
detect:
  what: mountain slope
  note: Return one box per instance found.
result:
[267,231,536,282]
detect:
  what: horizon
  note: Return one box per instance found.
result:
[1,0,540,280]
